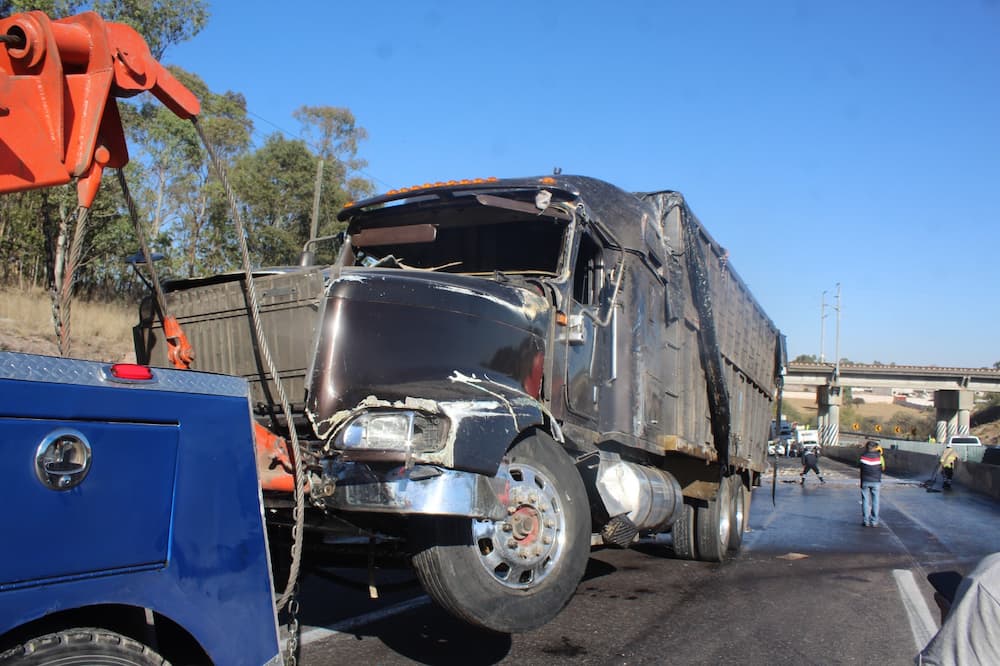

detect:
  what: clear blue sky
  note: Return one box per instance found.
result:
[169,1,1000,368]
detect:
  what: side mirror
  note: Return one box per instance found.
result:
[299,231,345,267]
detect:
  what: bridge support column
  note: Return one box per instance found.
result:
[934,389,973,442]
[817,384,842,449]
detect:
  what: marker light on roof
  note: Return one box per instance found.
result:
[384,177,498,197]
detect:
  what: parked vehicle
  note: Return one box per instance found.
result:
[137,176,784,632]
[946,435,982,446]
[792,428,820,456]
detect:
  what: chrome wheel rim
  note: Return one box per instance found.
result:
[472,461,566,589]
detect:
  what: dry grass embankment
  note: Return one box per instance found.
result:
[0,287,136,362]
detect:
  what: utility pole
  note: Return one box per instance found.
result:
[819,290,827,362]
[834,282,842,377]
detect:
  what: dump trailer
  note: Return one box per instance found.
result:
[137,175,783,633]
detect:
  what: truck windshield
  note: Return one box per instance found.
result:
[346,206,569,276]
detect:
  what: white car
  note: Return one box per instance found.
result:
[768,440,786,456]
[946,435,982,446]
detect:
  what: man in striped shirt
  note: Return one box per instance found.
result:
[859,440,885,527]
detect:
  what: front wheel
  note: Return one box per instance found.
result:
[0,629,166,665]
[411,431,591,633]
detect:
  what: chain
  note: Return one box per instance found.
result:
[284,583,301,665]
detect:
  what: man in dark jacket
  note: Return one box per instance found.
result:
[800,446,825,485]
[859,440,885,527]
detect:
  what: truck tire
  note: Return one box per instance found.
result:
[0,628,167,665]
[695,477,732,562]
[671,501,698,560]
[411,432,590,633]
[727,475,750,552]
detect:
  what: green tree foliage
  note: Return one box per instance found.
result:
[121,66,252,277]
[229,107,374,267]
[792,354,817,363]
[293,106,375,202]
[1,0,86,16]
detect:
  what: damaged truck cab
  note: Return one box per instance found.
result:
[137,175,782,633]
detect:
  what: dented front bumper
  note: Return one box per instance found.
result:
[323,461,509,521]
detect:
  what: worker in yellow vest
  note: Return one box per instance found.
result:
[939,445,959,490]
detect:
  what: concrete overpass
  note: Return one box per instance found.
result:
[786,362,1000,391]
[784,362,1000,448]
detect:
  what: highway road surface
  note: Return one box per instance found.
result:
[291,454,1000,665]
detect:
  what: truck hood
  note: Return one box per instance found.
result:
[305,268,552,459]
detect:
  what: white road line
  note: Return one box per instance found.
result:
[893,569,938,651]
[299,596,432,645]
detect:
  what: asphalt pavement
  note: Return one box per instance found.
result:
[295,454,1000,665]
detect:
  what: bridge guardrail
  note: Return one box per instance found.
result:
[839,432,987,463]
[827,437,1000,502]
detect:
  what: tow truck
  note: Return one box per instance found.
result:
[0,11,287,663]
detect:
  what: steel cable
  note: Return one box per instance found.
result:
[55,205,91,356]
[192,118,306,618]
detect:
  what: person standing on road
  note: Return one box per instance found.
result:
[939,444,959,490]
[859,440,884,527]
[800,446,826,485]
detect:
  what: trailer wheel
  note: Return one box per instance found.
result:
[727,475,749,552]
[411,432,590,633]
[671,501,698,560]
[695,477,732,562]
[0,628,166,665]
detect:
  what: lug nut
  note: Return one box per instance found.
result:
[507,505,517,515]
[543,536,552,545]
[507,539,517,548]
[502,522,513,532]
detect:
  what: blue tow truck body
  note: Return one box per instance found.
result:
[0,352,282,664]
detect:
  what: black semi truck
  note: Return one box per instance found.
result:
[137,175,783,633]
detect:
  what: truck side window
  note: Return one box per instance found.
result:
[573,232,605,306]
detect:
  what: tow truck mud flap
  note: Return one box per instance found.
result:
[1,417,177,586]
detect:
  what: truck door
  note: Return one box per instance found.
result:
[562,230,616,423]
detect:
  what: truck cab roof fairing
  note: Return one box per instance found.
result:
[337,176,583,222]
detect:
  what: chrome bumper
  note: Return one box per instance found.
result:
[325,462,509,521]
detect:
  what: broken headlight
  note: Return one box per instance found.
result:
[335,411,447,454]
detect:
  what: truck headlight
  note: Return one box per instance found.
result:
[336,411,446,454]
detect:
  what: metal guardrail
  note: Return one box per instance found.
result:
[840,432,987,463]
